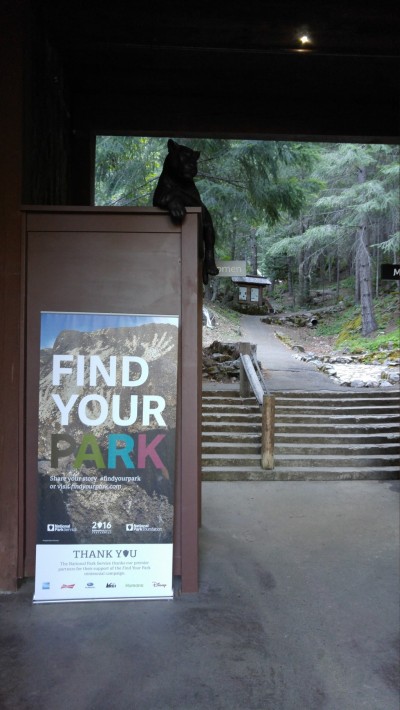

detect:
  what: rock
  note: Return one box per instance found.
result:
[320,364,337,375]
[312,360,323,369]
[379,380,393,388]
[302,353,316,362]
[350,380,366,387]
[292,344,305,352]
[202,341,241,381]
[211,353,232,362]
[382,370,400,384]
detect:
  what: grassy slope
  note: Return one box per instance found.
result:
[314,291,399,361]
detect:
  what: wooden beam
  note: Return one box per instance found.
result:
[261,394,275,470]
[0,0,24,590]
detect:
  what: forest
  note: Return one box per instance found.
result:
[95,136,399,337]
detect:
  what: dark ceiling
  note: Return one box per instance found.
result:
[37,0,400,138]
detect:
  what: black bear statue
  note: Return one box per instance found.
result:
[153,139,219,284]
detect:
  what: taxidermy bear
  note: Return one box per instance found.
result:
[153,139,219,284]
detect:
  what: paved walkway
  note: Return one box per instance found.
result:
[1,481,398,709]
[239,315,345,391]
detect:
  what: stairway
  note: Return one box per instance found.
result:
[202,390,266,480]
[202,388,400,481]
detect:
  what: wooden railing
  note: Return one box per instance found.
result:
[239,343,275,470]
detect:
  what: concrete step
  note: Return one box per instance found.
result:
[202,412,262,424]
[272,390,400,400]
[202,394,258,407]
[274,442,399,455]
[275,404,399,415]
[203,432,261,443]
[274,394,399,401]
[273,453,400,468]
[203,422,263,433]
[202,442,261,455]
[203,390,247,395]
[203,453,399,469]
[275,432,400,445]
[201,387,400,481]
[202,466,274,481]
[275,413,400,424]
[259,466,400,481]
[275,422,400,435]
[202,403,260,414]
[202,453,264,467]
[202,465,400,481]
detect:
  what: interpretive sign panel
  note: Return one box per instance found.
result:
[33,312,178,602]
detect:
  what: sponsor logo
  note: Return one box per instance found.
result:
[106,582,116,588]
[153,582,167,588]
[92,521,112,535]
[85,582,95,589]
[42,582,50,590]
[47,523,76,532]
[61,584,75,589]
[125,523,162,532]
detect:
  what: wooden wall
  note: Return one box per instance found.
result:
[0,1,24,590]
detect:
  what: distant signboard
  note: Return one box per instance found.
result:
[216,260,246,277]
[381,264,400,280]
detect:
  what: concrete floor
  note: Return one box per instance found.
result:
[1,480,399,710]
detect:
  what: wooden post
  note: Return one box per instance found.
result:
[261,394,275,469]
[239,342,252,397]
[0,0,24,591]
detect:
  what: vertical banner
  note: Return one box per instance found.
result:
[34,312,179,602]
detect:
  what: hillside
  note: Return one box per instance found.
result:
[204,287,399,360]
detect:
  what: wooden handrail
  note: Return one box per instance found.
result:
[240,353,264,404]
[239,343,275,470]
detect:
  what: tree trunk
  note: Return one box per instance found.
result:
[287,257,295,307]
[230,222,237,260]
[375,229,380,297]
[354,251,360,303]
[356,166,377,336]
[249,228,257,274]
[298,254,311,307]
[357,226,378,335]
[336,247,341,300]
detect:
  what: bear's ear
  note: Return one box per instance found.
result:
[168,139,178,152]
